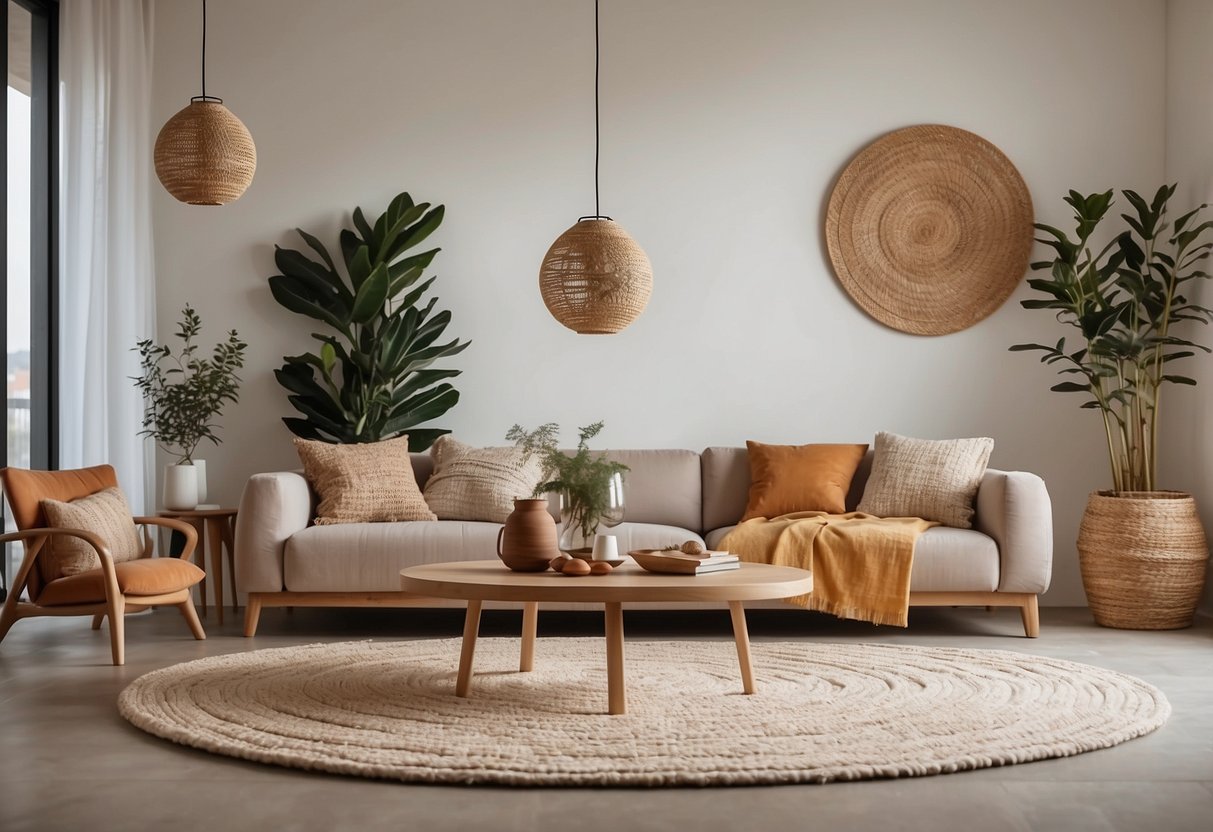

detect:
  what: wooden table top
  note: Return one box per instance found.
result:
[157,507,238,518]
[400,559,812,603]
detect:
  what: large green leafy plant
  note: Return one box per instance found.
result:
[1012,185,1213,491]
[507,421,629,545]
[134,305,247,463]
[270,191,469,450]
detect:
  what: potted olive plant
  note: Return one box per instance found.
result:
[134,305,247,509]
[507,421,628,554]
[1012,185,1211,628]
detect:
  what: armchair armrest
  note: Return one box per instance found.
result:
[973,469,1054,594]
[0,526,119,605]
[234,471,314,593]
[132,516,199,563]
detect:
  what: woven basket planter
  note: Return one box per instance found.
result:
[539,219,652,334]
[154,99,256,205]
[1077,491,1209,630]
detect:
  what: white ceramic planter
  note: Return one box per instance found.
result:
[163,463,199,510]
[193,459,207,504]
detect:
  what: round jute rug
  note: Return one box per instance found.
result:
[118,639,1169,787]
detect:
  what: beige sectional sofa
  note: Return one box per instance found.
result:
[235,447,1053,637]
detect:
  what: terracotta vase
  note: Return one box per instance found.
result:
[497,498,561,572]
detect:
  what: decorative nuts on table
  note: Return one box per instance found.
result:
[561,558,592,576]
[550,555,571,573]
[589,561,613,575]
[680,540,706,555]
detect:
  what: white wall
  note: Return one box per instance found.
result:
[1163,0,1213,612]
[151,0,1169,606]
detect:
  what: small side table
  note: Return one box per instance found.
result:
[158,507,238,625]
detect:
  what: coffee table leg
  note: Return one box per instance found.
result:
[604,601,626,715]
[729,600,756,695]
[520,601,538,672]
[456,599,482,698]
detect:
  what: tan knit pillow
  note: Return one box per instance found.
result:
[40,487,143,581]
[294,436,436,525]
[857,432,994,528]
[422,436,545,522]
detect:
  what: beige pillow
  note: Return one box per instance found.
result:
[422,436,545,522]
[294,436,436,525]
[857,432,994,528]
[40,487,143,581]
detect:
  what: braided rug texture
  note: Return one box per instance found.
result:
[118,639,1169,787]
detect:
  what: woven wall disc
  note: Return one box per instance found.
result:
[154,99,257,206]
[825,124,1032,335]
[539,218,652,334]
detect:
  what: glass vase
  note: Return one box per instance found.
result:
[558,472,625,554]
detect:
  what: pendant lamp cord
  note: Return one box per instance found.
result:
[594,0,600,219]
[201,0,207,98]
[578,0,610,222]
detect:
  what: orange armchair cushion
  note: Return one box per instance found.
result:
[0,465,118,531]
[37,558,205,607]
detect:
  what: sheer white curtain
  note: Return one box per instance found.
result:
[59,0,156,511]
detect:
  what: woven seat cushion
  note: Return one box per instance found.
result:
[39,486,143,582]
[857,432,994,528]
[37,558,205,607]
[294,435,436,525]
[422,436,544,523]
[741,441,869,519]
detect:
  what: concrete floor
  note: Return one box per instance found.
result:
[0,603,1210,832]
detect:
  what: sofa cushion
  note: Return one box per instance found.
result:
[295,436,436,525]
[857,432,994,529]
[40,487,143,581]
[704,525,998,592]
[37,557,205,606]
[598,450,702,531]
[285,521,500,591]
[283,521,703,592]
[742,441,869,519]
[422,436,544,523]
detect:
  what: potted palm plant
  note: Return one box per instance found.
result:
[507,421,628,554]
[134,305,246,510]
[1012,185,1211,629]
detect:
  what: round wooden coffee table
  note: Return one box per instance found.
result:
[399,560,813,715]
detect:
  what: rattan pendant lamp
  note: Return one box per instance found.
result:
[154,0,256,205]
[539,0,652,334]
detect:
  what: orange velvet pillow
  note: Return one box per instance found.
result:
[741,441,869,520]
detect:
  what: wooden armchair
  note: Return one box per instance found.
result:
[0,465,207,665]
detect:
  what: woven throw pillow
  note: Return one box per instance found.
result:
[39,486,143,582]
[742,441,869,519]
[294,436,436,525]
[422,436,545,523]
[857,432,994,528]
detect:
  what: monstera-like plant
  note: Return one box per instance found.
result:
[270,191,470,450]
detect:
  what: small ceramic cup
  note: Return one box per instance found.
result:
[592,534,619,561]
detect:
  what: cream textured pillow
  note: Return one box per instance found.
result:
[422,436,545,522]
[294,435,436,525]
[40,487,143,581]
[857,432,994,528]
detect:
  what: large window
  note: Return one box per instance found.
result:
[3,0,57,600]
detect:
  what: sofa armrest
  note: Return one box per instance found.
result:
[974,468,1053,594]
[234,472,314,593]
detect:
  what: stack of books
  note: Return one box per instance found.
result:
[640,550,740,575]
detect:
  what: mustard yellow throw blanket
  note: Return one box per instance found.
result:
[720,512,937,627]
